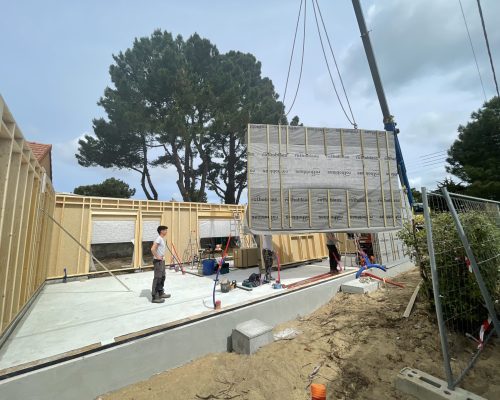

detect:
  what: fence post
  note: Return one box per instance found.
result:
[441,187,500,337]
[422,187,454,388]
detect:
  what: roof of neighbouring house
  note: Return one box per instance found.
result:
[26,141,52,162]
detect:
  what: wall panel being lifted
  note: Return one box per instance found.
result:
[247,124,405,234]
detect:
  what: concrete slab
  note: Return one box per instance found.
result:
[395,367,486,400]
[341,278,379,294]
[232,319,273,354]
[0,259,354,370]
[0,261,416,400]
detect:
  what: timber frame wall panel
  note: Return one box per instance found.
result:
[0,96,55,335]
[48,195,329,278]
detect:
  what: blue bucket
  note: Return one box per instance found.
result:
[202,259,216,275]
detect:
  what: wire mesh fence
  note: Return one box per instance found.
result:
[421,187,500,389]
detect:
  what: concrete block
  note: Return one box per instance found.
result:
[232,319,273,355]
[394,367,486,400]
[341,279,378,294]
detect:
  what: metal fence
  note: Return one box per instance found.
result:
[422,187,500,389]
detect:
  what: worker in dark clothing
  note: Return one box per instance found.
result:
[260,234,275,283]
[325,232,341,273]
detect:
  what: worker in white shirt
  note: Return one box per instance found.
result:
[150,225,172,303]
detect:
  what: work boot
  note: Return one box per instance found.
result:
[152,295,165,303]
[159,291,171,299]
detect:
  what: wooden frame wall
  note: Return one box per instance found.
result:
[47,195,330,278]
[0,96,55,335]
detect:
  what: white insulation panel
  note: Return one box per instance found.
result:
[142,220,161,241]
[199,219,232,238]
[247,124,403,234]
[91,220,136,244]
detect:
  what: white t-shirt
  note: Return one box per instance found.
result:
[154,235,166,258]
[261,235,273,251]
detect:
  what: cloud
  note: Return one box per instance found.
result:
[342,0,500,97]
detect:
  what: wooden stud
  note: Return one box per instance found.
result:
[266,124,272,230]
[346,190,351,228]
[377,132,387,226]
[247,124,252,228]
[385,131,397,226]
[360,130,371,228]
[327,189,332,228]
[278,125,284,229]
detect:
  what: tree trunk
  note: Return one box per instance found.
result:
[142,141,158,200]
[140,168,154,200]
[144,166,158,200]
[225,132,236,204]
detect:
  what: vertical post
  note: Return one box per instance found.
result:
[247,124,252,228]
[360,130,370,228]
[422,187,454,388]
[266,125,272,229]
[278,125,284,229]
[327,189,332,228]
[305,126,309,154]
[323,128,327,155]
[340,129,344,157]
[308,189,312,228]
[441,187,500,336]
[346,190,351,228]
[377,133,387,226]
[385,132,396,227]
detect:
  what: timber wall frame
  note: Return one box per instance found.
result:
[0,96,55,336]
[48,195,330,278]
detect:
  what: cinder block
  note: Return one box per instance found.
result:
[395,367,486,400]
[231,319,273,355]
[341,279,378,294]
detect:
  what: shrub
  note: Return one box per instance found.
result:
[398,210,500,331]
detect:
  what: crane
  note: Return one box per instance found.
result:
[351,0,414,205]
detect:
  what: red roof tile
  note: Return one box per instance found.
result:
[27,141,52,162]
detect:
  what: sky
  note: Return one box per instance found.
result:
[1,0,499,203]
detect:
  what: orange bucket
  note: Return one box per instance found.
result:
[310,383,326,400]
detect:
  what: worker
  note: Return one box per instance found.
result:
[151,225,171,303]
[325,232,341,273]
[260,234,275,282]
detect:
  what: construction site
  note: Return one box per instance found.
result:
[0,94,417,397]
[1,1,500,400]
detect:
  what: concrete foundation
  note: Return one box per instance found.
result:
[0,260,415,400]
[341,278,379,294]
[395,367,486,400]
[232,319,273,355]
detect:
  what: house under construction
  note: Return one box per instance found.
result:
[0,95,412,399]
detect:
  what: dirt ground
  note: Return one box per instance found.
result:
[100,269,499,400]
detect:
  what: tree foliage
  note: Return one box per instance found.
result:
[76,30,286,203]
[74,178,136,198]
[432,177,466,195]
[446,97,500,200]
[410,187,422,203]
